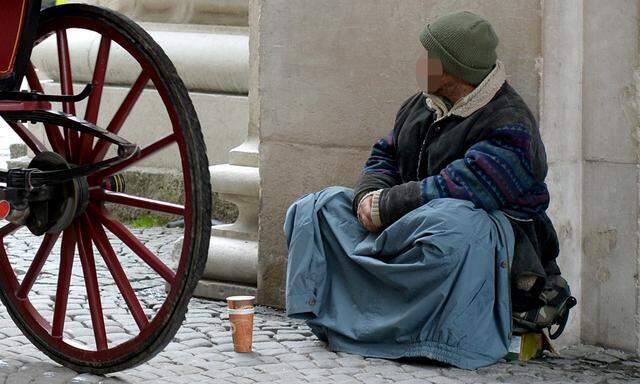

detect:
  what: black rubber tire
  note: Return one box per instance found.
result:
[0,4,212,374]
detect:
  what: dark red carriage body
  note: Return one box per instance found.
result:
[0,0,41,92]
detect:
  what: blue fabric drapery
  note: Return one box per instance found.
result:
[284,186,515,369]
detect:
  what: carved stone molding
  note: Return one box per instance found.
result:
[72,0,249,26]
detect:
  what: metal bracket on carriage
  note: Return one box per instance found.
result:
[0,84,92,103]
[0,109,140,187]
[1,109,136,157]
[1,109,139,171]
[0,168,55,203]
[0,170,35,224]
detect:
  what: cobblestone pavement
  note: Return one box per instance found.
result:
[0,224,638,383]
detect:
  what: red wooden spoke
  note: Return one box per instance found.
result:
[52,228,76,338]
[89,72,150,163]
[8,122,47,154]
[0,223,21,239]
[26,63,66,154]
[91,189,184,216]
[89,204,175,283]
[26,62,45,92]
[0,224,21,294]
[87,217,149,329]
[56,29,79,160]
[75,220,108,350]
[56,30,76,116]
[89,133,176,185]
[78,36,111,164]
[0,243,17,293]
[17,233,60,299]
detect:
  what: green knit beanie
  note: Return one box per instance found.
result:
[420,11,499,85]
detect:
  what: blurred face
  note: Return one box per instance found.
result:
[415,50,444,93]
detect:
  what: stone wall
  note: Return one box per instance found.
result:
[580,0,639,353]
[539,0,583,349]
[253,0,640,354]
[253,0,543,306]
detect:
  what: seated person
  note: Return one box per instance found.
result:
[284,11,570,369]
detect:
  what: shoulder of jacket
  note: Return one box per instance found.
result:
[394,91,431,129]
[480,83,536,129]
[398,91,425,113]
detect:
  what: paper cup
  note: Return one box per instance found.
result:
[226,295,255,310]
[228,308,254,353]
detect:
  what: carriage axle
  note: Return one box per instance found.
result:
[0,151,89,235]
[0,152,126,236]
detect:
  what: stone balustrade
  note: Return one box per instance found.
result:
[32,26,248,94]
[30,17,249,169]
[30,0,260,297]
[69,0,249,26]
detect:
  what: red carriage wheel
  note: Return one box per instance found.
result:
[0,4,211,373]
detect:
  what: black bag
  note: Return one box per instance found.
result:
[512,275,577,339]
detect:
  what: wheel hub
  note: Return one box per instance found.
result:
[24,151,89,235]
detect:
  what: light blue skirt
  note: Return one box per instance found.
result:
[284,186,515,369]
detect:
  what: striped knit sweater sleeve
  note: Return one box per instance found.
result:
[351,128,402,216]
[377,123,550,226]
[352,92,423,217]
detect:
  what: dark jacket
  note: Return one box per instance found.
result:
[352,79,561,312]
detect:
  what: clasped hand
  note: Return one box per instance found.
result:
[357,195,382,233]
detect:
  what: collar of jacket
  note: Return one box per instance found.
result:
[423,60,507,123]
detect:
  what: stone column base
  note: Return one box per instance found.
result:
[193,280,257,301]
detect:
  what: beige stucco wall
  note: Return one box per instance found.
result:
[538,0,583,348]
[255,0,543,307]
[254,0,640,353]
[580,0,640,352]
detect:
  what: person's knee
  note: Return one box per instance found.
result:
[319,186,356,217]
[321,185,354,197]
[409,198,490,238]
